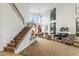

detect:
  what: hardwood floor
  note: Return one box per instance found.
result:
[0,37,79,56]
[0,51,21,56]
[20,37,79,56]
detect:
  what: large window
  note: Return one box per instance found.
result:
[50,8,56,34]
[30,15,42,25]
[50,8,56,21]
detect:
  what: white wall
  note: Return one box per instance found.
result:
[0,5,3,51]
[15,4,30,22]
[42,11,50,34]
[0,4,25,51]
[42,3,76,35]
[56,3,76,34]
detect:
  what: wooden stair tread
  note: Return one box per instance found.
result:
[10,40,15,43]
[16,35,24,37]
[4,47,14,50]
[14,37,22,40]
[11,40,19,43]
[8,43,15,45]
[15,37,23,39]
[4,47,14,52]
[4,26,31,53]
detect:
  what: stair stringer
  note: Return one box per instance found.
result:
[15,27,36,54]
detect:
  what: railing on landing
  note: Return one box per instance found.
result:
[9,3,24,24]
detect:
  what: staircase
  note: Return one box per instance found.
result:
[3,3,33,53]
[4,26,31,53]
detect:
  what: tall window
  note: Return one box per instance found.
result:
[30,15,42,25]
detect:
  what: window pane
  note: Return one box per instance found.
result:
[29,15,42,24]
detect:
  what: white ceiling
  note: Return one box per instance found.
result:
[25,3,58,14]
[28,3,57,14]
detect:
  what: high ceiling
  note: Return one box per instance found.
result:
[16,3,58,14]
[27,3,58,14]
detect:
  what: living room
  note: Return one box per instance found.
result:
[0,3,79,56]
